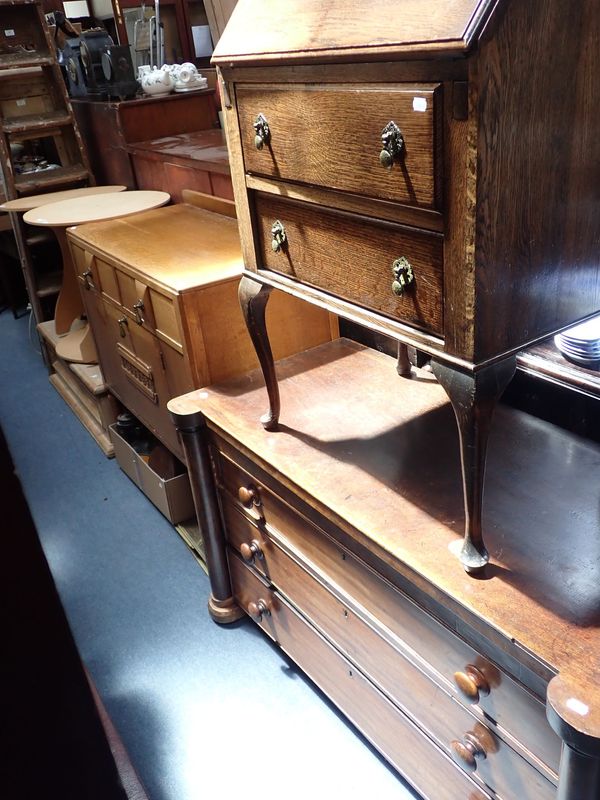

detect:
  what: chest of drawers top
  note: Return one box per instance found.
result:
[171,337,600,739]
[214,0,600,366]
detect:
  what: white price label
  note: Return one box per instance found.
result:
[16,99,27,107]
[4,29,15,37]
[413,97,427,112]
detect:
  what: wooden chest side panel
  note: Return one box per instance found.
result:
[474,0,600,361]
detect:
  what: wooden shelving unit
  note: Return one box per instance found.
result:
[0,0,94,327]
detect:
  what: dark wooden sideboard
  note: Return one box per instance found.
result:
[212,0,600,576]
[169,339,600,800]
[72,91,219,188]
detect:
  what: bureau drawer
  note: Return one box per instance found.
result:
[225,504,553,798]
[228,552,493,800]
[237,83,441,211]
[215,446,561,776]
[253,192,443,336]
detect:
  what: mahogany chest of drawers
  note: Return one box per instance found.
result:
[67,199,336,461]
[169,339,600,800]
[212,0,600,575]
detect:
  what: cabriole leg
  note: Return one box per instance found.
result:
[238,274,280,430]
[431,356,516,574]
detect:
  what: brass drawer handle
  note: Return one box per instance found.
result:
[240,539,264,563]
[391,257,414,296]
[247,598,270,621]
[117,316,128,338]
[133,299,145,325]
[271,220,286,253]
[82,269,94,290]
[380,120,404,168]
[454,665,490,704]
[253,113,270,149]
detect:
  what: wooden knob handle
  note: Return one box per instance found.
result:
[240,539,263,563]
[247,599,270,621]
[450,731,487,773]
[238,485,258,506]
[453,665,490,703]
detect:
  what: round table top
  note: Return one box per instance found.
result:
[0,185,127,213]
[23,190,171,228]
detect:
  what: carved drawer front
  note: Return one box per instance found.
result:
[224,501,553,798]
[237,83,441,211]
[254,192,443,336]
[228,552,493,800]
[215,445,561,778]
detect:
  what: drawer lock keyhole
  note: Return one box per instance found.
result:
[391,257,414,296]
[253,113,271,150]
[380,120,405,168]
[271,220,286,253]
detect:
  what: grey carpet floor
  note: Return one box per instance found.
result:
[0,310,420,800]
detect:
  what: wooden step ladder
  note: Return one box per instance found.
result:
[0,0,94,327]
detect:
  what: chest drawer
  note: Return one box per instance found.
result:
[225,501,554,798]
[237,83,441,211]
[214,444,561,777]
[228,552,493,800]
[254,192,443,336]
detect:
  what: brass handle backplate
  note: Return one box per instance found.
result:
[391,257,414,296]
[253,113,270,150]
[117,316,128,338]
[133,299,145,325]
[271,220,286,253]
[454,665,490,704]
[247,599,270,621]
[380,120,405,168]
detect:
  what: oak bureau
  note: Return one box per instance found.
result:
[211,0,600,574]
[169,339,600,800]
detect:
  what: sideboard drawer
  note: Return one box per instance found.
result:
[237,83,441,210]
[228,552,493,800]
[215,444,561,778]
[254,192,444,336]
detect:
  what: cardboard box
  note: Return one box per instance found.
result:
[109,423,195,524]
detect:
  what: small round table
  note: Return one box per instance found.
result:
[0,185,127,331]
[24,190,170,363]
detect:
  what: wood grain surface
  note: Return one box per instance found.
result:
[237,83,441,209]
[213,0,494,64]
[254,192,444,335]
[473,0,600,360]
[172,338,600,738]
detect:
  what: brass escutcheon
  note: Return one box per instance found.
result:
[253,113,270,150]
[391,256,414,296]
[271,220,286,253]
[380,120,405,168]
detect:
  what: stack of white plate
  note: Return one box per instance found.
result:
[554,315,600,369]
